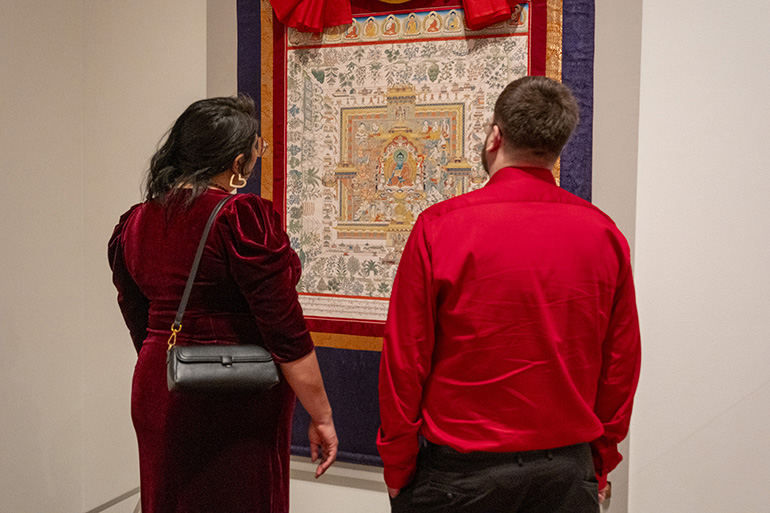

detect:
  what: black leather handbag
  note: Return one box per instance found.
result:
[166,194,280,393]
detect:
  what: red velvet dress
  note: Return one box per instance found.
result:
[109,189,314,513]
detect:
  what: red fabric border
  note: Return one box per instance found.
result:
[306,316,386,337]
[529,0,546,76]
[273,1,546,336]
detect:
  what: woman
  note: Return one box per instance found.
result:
[109,95,337,512]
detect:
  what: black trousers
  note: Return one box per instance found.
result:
[390,442,599,513]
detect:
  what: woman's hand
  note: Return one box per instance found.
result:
[279,350,338,478]
[308,418,338,478]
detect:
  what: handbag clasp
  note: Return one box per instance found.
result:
[167,323,182,350]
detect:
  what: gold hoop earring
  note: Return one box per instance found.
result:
[229,172,247,189]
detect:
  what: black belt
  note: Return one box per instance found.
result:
[423,441,590,470]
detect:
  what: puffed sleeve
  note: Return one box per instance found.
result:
[108,204,149,354]
[216,194,314,363]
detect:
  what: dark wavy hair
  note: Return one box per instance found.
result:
[144,94,260,204]
[493,76,580,162]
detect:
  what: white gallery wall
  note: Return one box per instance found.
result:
[81,0,207,509]
[630,0,770,511]
[591,1,643,511]
[0,2,86,510]
[0,0,207,511]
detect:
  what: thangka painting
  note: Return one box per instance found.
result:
[238,0,594,465]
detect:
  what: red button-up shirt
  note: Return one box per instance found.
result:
[377,167,641,490]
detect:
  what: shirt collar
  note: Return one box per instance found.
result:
[487,166,557,187]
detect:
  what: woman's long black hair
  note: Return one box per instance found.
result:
[144,94,260,204]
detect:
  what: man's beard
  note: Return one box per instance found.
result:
[480,143,490,176]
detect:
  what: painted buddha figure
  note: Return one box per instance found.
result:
[364,18,377,38]
[383,16,398,36]
[387,150,415,187]
[405,14,419,35]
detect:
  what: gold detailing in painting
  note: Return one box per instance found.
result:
[261,0,275,200]
[330,86,472,252]
[546,0,563,184]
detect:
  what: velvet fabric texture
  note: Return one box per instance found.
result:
[109,189,314,513]
[269,0,352,33]
[268,0,522,33]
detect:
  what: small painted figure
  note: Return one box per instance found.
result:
[364,18,377,38]
[383,16,398,36]
[405,14,419,35]
[425,12,441,33]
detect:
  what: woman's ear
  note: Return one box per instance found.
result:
[229,153,246,174]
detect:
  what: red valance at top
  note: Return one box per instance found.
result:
[461,0,523,30]
[269,0,352,33]
[268,0,521,33]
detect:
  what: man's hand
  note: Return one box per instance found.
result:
[388,486,401,499]
[599,481,612,505]
[309,419,338,478]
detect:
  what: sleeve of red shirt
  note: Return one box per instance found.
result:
[377,215,436,490]
[591,249,642,488]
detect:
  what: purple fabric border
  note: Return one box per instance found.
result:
[290,346,384,466]
[560,0,595,202]
[237,0,263,197]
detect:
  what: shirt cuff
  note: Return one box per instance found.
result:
[383,464,416,490]
[597,472,608,490]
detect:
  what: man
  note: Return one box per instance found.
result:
[377,76,641,512]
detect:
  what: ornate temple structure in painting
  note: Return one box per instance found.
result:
[329,84,473,249]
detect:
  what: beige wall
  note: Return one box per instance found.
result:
[0,0,206,510]
[0,1,86,510]
[207,0,238,97]
[591,1,643,511]
[81,0,207,509]
[630,0,770,511]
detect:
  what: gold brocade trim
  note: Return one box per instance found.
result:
[311,332,383,352]
[261,0,274,201]
[545,0,563,81]
[378,0,414,3]
[546,0,563,185]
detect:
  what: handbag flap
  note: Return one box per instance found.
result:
[174,345,274,364]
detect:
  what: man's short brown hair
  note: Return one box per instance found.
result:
[493,76,580,161]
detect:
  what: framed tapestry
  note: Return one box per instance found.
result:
[237,0,594,465]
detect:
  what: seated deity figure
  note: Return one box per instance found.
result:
[425,13,441,32]
[446,11,460,31]
[364,18,377,37]
[383,16,398,35]
[356,122,369,146]
[509,5,525,26]
[405,14,419,35]
[421,120,432,137]
[387,151,414,187]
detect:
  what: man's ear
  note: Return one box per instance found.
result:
[486,125,503,153]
